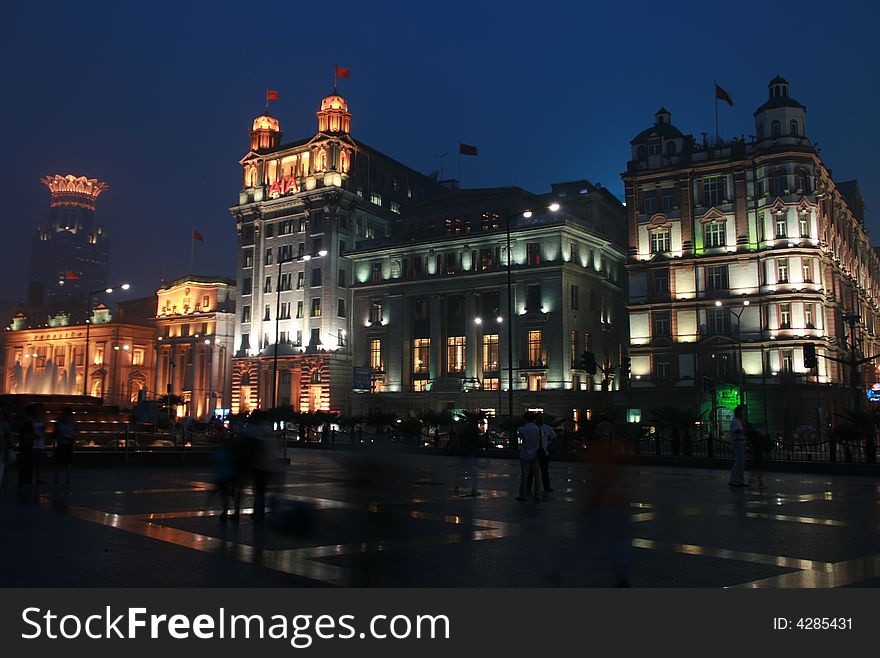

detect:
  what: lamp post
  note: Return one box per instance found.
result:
[505,203,560,424]
[714,299,750,404]
[82,283,130,396]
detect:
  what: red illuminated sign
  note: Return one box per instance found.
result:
[268,176,299,198]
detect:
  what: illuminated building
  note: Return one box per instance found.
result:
[623,76,880,435]
[1,307,155,406]
[30,174,110,321]
[347,183,627,423]
[153,276,236,420]
[229,92,446,414]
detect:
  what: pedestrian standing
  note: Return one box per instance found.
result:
[0,407,13,488]
[53,408,76,485]
[454,416,483,496]
[516,412,542,501]
[728,405,747,487]
[537,414,557,494]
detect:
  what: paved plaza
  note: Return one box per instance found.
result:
[1,450,879,587]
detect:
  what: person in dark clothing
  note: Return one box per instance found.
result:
[454,416,484,496]
[16,404,40,487]
[53,408,76,484]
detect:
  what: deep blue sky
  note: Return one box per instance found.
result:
[2,0,878,304]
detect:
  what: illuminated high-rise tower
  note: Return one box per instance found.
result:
[30,174,110,322]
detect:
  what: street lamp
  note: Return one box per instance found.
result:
[83,283,130,396]
[505,203,560,423]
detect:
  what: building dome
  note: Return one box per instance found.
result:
[320,94,348,112]
[252,114,280,132]
[317,93,351,133]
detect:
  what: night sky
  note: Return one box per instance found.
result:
[2,0,878,305]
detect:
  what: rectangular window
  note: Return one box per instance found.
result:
[242,277,252,296]
[652,269,669,293]
[799,213,809,238]
[650,229,670,253]
[527,285,542,312]
[182,324,190,337]
[242,249,253,268]
[706,265,728,291]
[413,379,429,392]
[310,298,321,317]
[297,243,305,259]
[298,217,309,233]
[804,303,815,329]
[444,252,457,274]
[527,374,545,391]
[446,336,466,373]
[241,306,251,323]
[527,243,542,265]
[371,262,382,282]
[370,192,382,206]
[704,221,725,247]
[54,349,66,367]
[483,377,499,391]
[703,176,723,206]
[570,242,579,264]
[296,301,304,318]
[311,268,322,287]
[528,329,544,367]
[337,298,346,317]
[776,258,789,283]
[570,285,579,310]
[264,249,272,265]
[781,349,794,373]
[264,277,272,293]
[369,302,382,324]
[779,303,792,328]
[570,330,578,367]
[776,214,787,238]
[263,305,271,321]
[802,260,813,283]
[296,272,304,290]
[642,189,656,214]
[265,223,274,238]
[661,187,676,211]
[278,244,293,262]
[390,201,401,214]
[280,272,292,291]
[653,311,671,337]
[482,334,499,372]
[414,298,429,320]
[279,220,293,235]
[132,349,145,366]
[656,360,671,380]
[413,338,430,374]
[338,269,347,287]
[707,308,730,335]
[279,302,291,320]
[370,339,383,371]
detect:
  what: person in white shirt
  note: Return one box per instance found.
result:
[516,412,543,501]
[728,405,747,487]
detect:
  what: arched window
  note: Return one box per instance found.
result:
[789,120,799,137]
[340,149,350,173]
[637,145,647,160]
[771,121,780,138]
[797,169,811,194]
[665,141,677,157]
[770,168,787,196]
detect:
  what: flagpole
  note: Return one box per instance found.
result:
[190,230,195,274]
[265,88,269,112]
[334,65,337,93]
[714,80,719,144]
[458,141,462,184]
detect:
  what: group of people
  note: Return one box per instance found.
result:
[516,411,557,501]
[0,402,77,488]
[213,423,283,522]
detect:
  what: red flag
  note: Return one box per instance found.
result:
[193,228,204,242]
[64,270,80,280]
[715,83,733,106]
[459,142,478,156]
[266,89,280,102]
[335,66,350,79]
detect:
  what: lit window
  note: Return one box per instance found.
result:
[482,334,499,372]
[799,213,809,238]
[802,260,813,282]
[776,214,787,238]
[804,304,815,328]
[370,192,382,206]
[483,377,499,391]
[650,229,670,253]
[781,349,794,373]
[779,303,792,328]
[528,329,544,367]
[310,298,321,317]
[413,338,430,374]
[370,339,383,371]
[776,258,789,283]
[447,336,466,373]
[704,221,725,248]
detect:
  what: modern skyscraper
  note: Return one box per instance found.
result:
[30,174,110,322]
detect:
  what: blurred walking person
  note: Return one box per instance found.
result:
[728,405,747,487]
[516,412,542,501]
[32,404,47,484]
[454,415,484,496]
[536,414,557,494]
[16,404,40,487]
